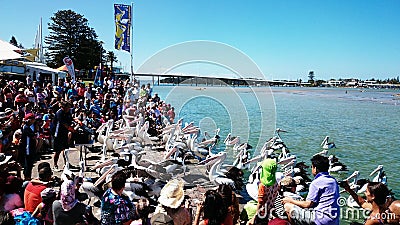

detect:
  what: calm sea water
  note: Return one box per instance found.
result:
[153,85,400,224]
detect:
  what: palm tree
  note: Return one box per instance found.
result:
[106,51,118,73]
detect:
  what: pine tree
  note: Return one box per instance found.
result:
[308,71,315,81]
[45,9,103,70]
[106,51,118,72]
[9,36,19,47]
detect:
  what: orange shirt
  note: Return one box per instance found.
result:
[257,182,279,219]
[24,181,47,213]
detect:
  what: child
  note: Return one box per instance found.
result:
[32,188,57,225]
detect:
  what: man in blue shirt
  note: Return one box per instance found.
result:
[282,155,340,225]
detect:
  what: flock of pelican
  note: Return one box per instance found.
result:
[57,115,390,211]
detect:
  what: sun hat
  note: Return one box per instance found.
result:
[41,188,57,200]
[24,113,35,120]
[280,176,296,187]
[158,179,185,209]
[150,213,174,225]
[260,158,277,187]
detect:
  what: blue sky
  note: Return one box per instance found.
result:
[1,0,399,80]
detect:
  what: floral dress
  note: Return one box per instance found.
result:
[100,188,137,225]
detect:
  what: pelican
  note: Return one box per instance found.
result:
[123,174,152,201]
[339,171,364,208]
[232,142,252,152]
[224,133,240,147]
[313,150,328,157]
[208,152,236,189]
[138,157,188,176]
[130,152,172,181]
[355,165,387,194]
[96,122,109,144]
[321,136,336,149]
[370,165,387,184]
[278,147,296,164]
[188,134,209,157]
[328,155,347,173]
[199,128,220,147]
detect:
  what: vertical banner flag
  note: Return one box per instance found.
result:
[114,4,131,52]
[63,56,76,83]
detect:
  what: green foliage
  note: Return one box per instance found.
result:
[106,51,118,71]
[9,36,18,47]
[308,71,315,81]
[44,9,103,70]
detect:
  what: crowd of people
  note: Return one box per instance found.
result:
[0,73,399,225]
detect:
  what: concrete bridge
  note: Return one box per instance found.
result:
[115,73,310,87]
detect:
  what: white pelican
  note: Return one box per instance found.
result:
[321,136,336,149]
[339,171,363,208]
[208,152,236,189]
[224,133,240,147]
[370,165,387,184]
[130,152,172,181]
[328,155,348,173]
[199,128,220,147]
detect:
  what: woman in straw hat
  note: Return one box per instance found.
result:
[154,179,191,225]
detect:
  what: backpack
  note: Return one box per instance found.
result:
[13,211,41,225]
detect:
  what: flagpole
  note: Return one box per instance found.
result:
[130,2,135,84]
[40,17,43,63]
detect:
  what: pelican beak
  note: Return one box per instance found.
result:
[243,155,262,165]
[370,165,383,176]
[94,166,115,186]
[198,153,222,165]
[92,159,113,170]
[281,160,295,170]
[344,171,359,181]
[164,147,177,159]
[278,156,296,165]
